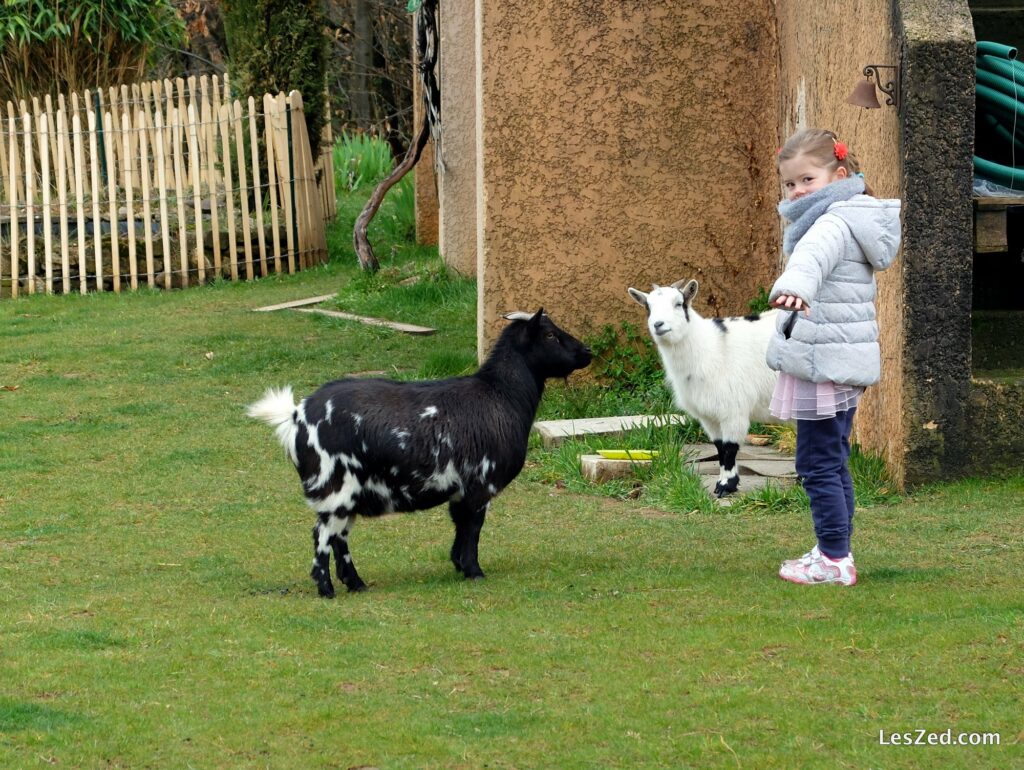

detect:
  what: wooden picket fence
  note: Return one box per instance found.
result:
[0,74,337,298]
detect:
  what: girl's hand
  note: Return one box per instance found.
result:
[772,294,811,315]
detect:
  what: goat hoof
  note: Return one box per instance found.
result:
[317,582,336,599]
[463,568,486,580]
[714,480,739,497]
[345,578,368,593]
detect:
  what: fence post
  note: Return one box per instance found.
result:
[152,108,172,290]
[56,107,71,294]
[263,93,282,275]
[87,101,103,292]
[218,101,239,281]
[247,96,267,277]
[285,96,299,269]
[40,113,53,294]
[138,109,155,287]
[24,111,34,295]
[231,99,254,281]
[72,110,87,294]
[122,108,139,290]
[103,111,119,293]
[187,102,205,285]
[93,90,106,186]
[6,105,19,297]
[170,110,188,287]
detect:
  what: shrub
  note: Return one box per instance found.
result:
[222,0,328,158]
[0,0,185,99]
[588,321,665,398]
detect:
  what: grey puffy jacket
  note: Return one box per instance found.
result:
[765,196,902,386]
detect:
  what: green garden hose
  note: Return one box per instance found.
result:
[975,41,1024,189]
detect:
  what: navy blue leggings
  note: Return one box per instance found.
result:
[795,408,856,559]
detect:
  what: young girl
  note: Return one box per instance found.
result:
[768,128,901,586]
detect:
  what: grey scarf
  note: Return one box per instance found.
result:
[778,176,865,255]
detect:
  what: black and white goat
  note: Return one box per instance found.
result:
[248,309,592,597]
[628,279,779,496]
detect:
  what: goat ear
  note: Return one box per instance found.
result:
[528,308,545,333]
[627,288,648,308]
[672,279,698,304]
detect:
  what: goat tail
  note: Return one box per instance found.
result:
[247,386,300,465]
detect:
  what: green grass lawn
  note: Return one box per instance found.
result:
[3,188,1023,768]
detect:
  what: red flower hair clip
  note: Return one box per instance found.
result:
[833,140,848,161]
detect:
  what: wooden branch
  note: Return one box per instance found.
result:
[352,118,430,272]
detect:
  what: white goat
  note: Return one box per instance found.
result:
[628,279,780,496]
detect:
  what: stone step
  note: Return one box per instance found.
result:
[579,443,796,485]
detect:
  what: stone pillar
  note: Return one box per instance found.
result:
[895,0,976,486]
[438,0,477,277]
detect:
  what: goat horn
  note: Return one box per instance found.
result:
[502,311,534,322]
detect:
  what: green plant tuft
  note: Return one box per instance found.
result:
[748,286,773,314]
[334,132,397,192]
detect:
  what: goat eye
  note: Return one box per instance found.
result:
[545,332,555,340]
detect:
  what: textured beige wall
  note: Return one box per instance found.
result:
[437,0,477,276]
[474,0,780,351]
[776,0,905,483]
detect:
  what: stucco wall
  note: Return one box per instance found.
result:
[776,0,906,481]
[437,0,477,276]
[776,0,976,488]
[473,0,780,350]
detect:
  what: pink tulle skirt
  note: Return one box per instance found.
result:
[769,372,864,421]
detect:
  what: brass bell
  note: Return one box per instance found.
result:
[848,78,882,109]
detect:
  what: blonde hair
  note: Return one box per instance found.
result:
[777,128,875,196]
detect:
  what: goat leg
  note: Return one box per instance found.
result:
[713,439,741,497]
[329,529,367,593]
[449,500,488,579]
[311,524,336,598]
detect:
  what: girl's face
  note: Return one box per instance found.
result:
[779,154,848,201]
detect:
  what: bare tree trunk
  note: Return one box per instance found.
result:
[353,119,430,272]
[351,0,373,130]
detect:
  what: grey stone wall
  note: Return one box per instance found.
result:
[897,0,977,485]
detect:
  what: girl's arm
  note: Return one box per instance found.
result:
[769,216,847,308]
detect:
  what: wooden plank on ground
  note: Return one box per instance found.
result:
[293,307,436,335]
[533,414,688,447]
[252,293,337,312]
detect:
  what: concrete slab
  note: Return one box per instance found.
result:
[704,474,794,505]
[533,414,688,447]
